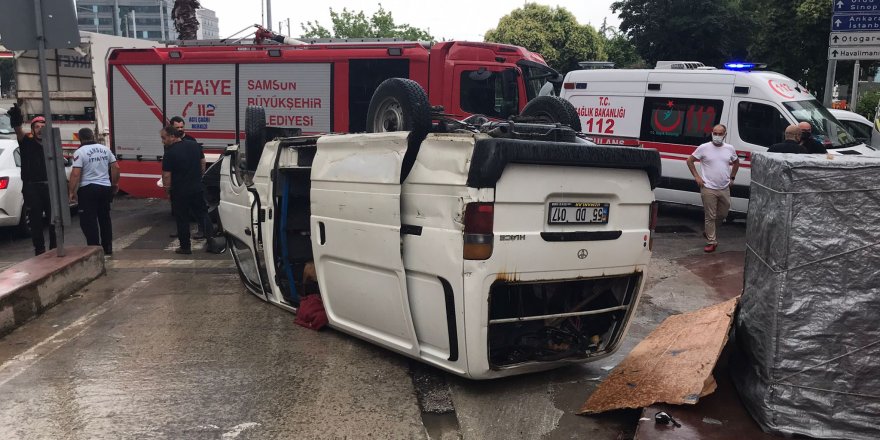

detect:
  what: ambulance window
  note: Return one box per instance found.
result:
[460,70,518,118]
[640,97,723,146]
[737,102,787,147]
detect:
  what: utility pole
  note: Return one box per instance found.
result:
[159,0,166,41]
[823,60,837,107]
[267,0,273,31]
[852,60,861,111]
[114,0,121,36]
[287,18,291,36]
[131,10,137,37]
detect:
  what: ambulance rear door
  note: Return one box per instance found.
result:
[561,72,645,146]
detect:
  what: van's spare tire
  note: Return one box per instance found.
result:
[366,78,431,140]
[245,106,266,172]
[520,96,582,132]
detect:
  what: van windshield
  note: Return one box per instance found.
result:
[783,100,860,149]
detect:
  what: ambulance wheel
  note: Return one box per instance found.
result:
[245,106,266,172]
[520,96,582,132]
[366,78,431,139]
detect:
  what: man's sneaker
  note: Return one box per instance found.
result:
[175,247,192,255]
[703,243,717,253]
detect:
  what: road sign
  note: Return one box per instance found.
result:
[829,46,880,60]
[0,0,78,50]
[834,0,880,13]
[832,13,880,32]
[830,32,880,46]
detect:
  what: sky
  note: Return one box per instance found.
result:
[202,0,621,42]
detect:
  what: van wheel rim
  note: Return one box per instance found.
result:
[374,98,404,132]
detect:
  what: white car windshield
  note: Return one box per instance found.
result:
[783,100,860,149]
[0,114,12,135]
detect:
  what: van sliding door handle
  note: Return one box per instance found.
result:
[244,227,252,236]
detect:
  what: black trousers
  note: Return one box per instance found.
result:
[22,182,56,255]
[171,191,211,250]
[77,184,113,255]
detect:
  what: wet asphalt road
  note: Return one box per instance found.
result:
[0,198,747,439]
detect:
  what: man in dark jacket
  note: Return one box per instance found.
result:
[798,122,827,154]
[160,126,211,254]
[7,105,56,255]
[768,125,808,154]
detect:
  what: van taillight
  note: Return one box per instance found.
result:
[0,177,8,190]
[563,82,575,90]
[648,201,658,250]
[464,202,494,260]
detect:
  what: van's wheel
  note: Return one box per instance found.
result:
[245,106,266,172]
[520,96,582,132]
[366,78,431,139]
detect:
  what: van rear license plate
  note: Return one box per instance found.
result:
[548,202,609,224]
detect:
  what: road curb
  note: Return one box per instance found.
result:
[0,246,105,336]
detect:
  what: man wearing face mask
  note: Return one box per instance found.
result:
[798,122,827,154]
[687,124,740,253]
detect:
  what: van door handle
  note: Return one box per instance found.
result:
[244,227,252,236]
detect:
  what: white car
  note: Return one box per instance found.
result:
[0,139,74,231]
[828,109,880,149]
[0,140,27,229]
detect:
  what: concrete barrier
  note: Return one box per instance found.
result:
[0,246,105,336]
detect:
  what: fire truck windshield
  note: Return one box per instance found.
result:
[460,69,519,119]
[518,60,561,101]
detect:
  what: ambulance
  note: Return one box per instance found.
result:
[559,62,876,213]
[108,30,559,198]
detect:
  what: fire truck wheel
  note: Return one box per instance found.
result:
[366,78,431,139]
[520,96,582,132]
[245,106,266,171]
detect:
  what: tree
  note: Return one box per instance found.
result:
[611,0,750,68]
[856,90,880,120]
[300,4,433,41]
[484,3,605,73]
[746,0,842,97]
[599,20,645,68]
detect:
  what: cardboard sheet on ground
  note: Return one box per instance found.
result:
[579,297,738,414]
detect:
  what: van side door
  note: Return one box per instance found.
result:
[219,145,269,300]
[309,133,420,356]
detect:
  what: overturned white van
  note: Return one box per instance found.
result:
[218,80,662,379]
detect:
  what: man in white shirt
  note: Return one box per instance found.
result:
[68,128,120,256]
[686,124,740,253]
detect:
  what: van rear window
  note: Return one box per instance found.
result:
[639,97,723,146]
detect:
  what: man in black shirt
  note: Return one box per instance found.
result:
[7,105,56,255]
[160,126,210,254]
[170,116,198,143]
[798,122,828,154]
[767,125,809,154]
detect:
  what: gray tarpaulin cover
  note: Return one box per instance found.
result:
[733,153,880,439]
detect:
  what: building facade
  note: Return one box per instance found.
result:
[196,9,220,40]
[75,0,219,41]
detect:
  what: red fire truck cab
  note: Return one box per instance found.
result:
[108,40,557,198]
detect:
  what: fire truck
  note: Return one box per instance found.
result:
[108,30,560,198]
